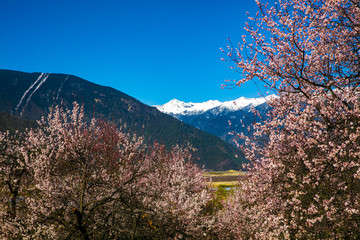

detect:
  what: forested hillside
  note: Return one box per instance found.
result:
[0,69,245,170]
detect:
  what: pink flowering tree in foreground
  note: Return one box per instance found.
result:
[0,130,37,239]
[0,103,213,239]
[217,0,360,239]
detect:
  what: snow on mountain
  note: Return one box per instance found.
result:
[155,99,221,115]
[154,95,275,116]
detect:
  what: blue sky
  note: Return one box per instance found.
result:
[0,0,265,105]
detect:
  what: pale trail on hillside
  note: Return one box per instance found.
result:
[14,73,45,115]
[15,73,50,116]
[56,75,69,101]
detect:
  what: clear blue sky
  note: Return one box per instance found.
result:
[0,0,265,105]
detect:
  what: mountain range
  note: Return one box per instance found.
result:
[154,96,273,146]
[0,69,245,170]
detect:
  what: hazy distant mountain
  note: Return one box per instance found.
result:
[0,69,245,170]
[154,96,273,146]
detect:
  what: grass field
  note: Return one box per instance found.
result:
[204,170,246,188]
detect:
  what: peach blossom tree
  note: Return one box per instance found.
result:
[0,103,214,239]
[0,130,36,239]
[219,0,360,238]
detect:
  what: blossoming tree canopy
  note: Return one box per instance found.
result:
[219,0,360,239]
[0,103,213,239]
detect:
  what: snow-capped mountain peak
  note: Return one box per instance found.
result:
[153,95,275,148]
[154,95,274,116]
[155,98,222,115]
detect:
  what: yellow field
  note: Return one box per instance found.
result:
[204,170,246,177]
[204,170,246,188]
[208,181,239,188]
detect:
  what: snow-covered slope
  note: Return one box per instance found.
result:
[154,95,274,116]
[154,95,276,147]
